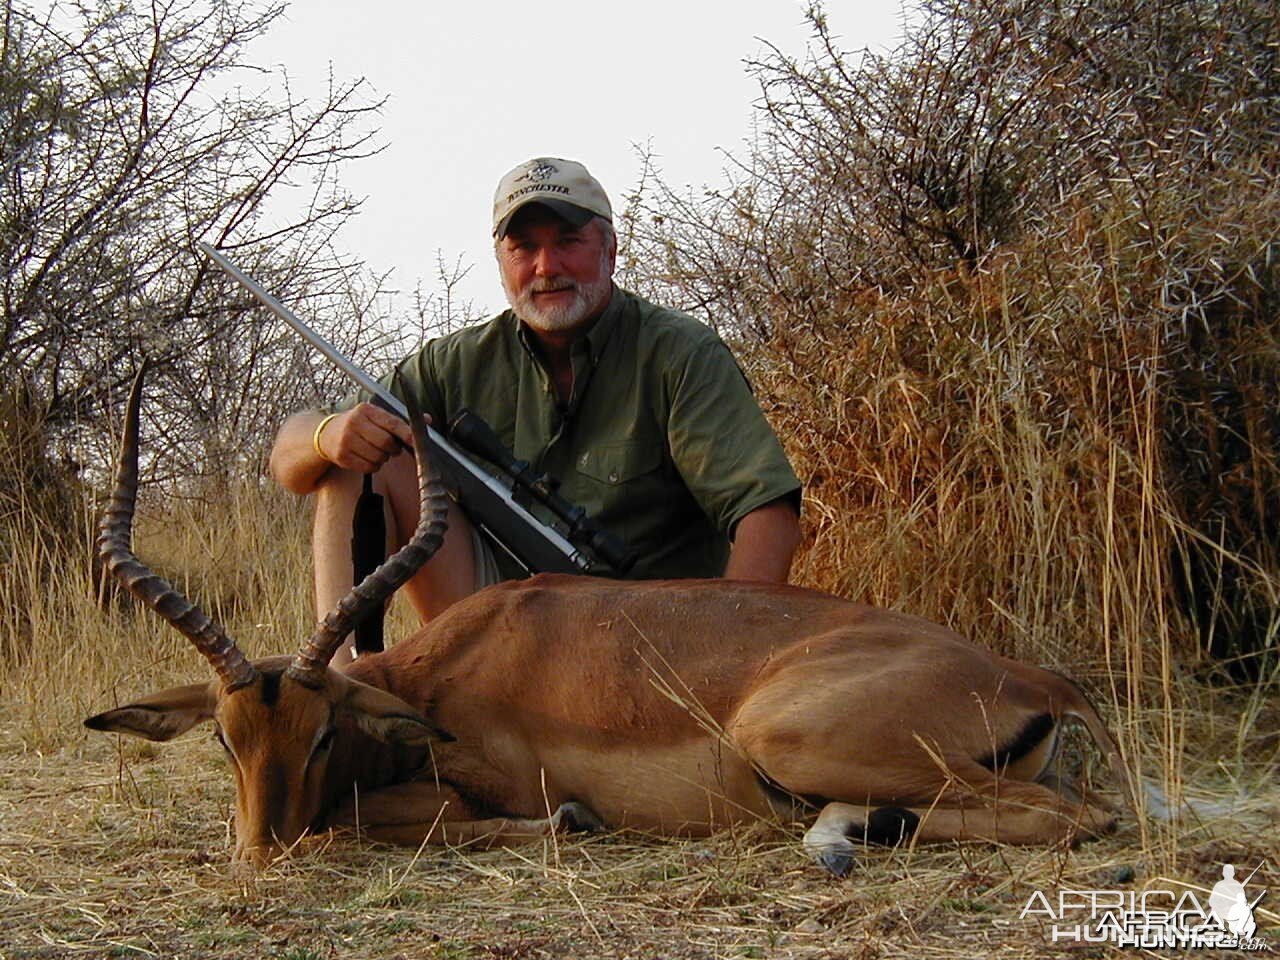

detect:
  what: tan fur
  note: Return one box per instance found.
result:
[354,576,1134,852]
[87,575,1135,869]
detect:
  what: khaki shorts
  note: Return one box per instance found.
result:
[471,527,504,589]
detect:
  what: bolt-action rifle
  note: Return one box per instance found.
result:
[199,243,635,577]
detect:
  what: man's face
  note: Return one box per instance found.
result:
[497,207,616,334]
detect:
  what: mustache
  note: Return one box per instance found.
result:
[529,278,576,294]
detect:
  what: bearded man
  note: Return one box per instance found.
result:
[270,157,801,662]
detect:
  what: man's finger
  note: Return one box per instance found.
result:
[347,433,391,466]
[362,401,416,447]
[352,412,403,455]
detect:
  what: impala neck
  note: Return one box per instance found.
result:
[317,714,432,828]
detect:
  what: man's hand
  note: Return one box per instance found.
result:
[270,403,418,496]
[316,403,414,473]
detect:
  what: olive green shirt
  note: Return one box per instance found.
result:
[362,287,800,580]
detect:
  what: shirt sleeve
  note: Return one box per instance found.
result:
[665,338,801,534]
[333,344,447,427]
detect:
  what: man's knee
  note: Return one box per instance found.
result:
[309,449,484,624]
[312,454,416,533]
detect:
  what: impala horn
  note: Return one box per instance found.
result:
[287,386,450,687]
[99,363,258,692]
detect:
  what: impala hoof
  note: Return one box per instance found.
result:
[814,844,855,878]
[552,801,603,834]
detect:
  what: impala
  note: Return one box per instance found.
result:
[86,369,1136,873]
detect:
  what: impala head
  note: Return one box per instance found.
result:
[85,366,449,866]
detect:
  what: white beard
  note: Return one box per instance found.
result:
[503,261,614,332]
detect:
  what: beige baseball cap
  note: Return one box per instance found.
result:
[492,157,612,238]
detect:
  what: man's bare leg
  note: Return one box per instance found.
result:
[312,449,479,663]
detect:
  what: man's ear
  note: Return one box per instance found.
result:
[341,680,446,746]
[603,223,618,271]
[84,682,217,742]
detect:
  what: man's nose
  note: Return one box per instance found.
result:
[532,245,561,277]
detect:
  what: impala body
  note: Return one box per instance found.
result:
[86,370,1134,873]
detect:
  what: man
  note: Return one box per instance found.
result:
[271,158,801,661]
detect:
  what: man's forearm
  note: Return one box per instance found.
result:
[269,411,334,495]
[723,499,802,583]
[271,403,414,495]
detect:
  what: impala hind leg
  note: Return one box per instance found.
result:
[801,776,1116,876]
[803,803,921,876]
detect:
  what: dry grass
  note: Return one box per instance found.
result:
[4,0,1278,954]
[0,477,1277,958]
[3,276,1277,956]
[2,726,1275,960]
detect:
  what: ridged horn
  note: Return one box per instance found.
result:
[287,390,449,687]
[99,363,258,692]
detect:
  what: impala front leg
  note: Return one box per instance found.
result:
[327,781,602,848]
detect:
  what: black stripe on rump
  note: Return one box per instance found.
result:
[976,712,1055,772]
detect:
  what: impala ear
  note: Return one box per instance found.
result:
[342,681,444,746]
[84,682,217,742]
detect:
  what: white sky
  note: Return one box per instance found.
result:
[249,1,909,316]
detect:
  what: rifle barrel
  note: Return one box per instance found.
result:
[198,242,593,575]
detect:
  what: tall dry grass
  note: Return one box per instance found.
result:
[0,476,321,747]
[753,245,1279,866]
[615,0,1280,883]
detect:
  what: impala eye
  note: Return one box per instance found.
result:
[314,728,336,755]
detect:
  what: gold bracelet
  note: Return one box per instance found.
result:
[312,413,340,463]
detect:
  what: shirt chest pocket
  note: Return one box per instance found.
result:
[575,442,664,486]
